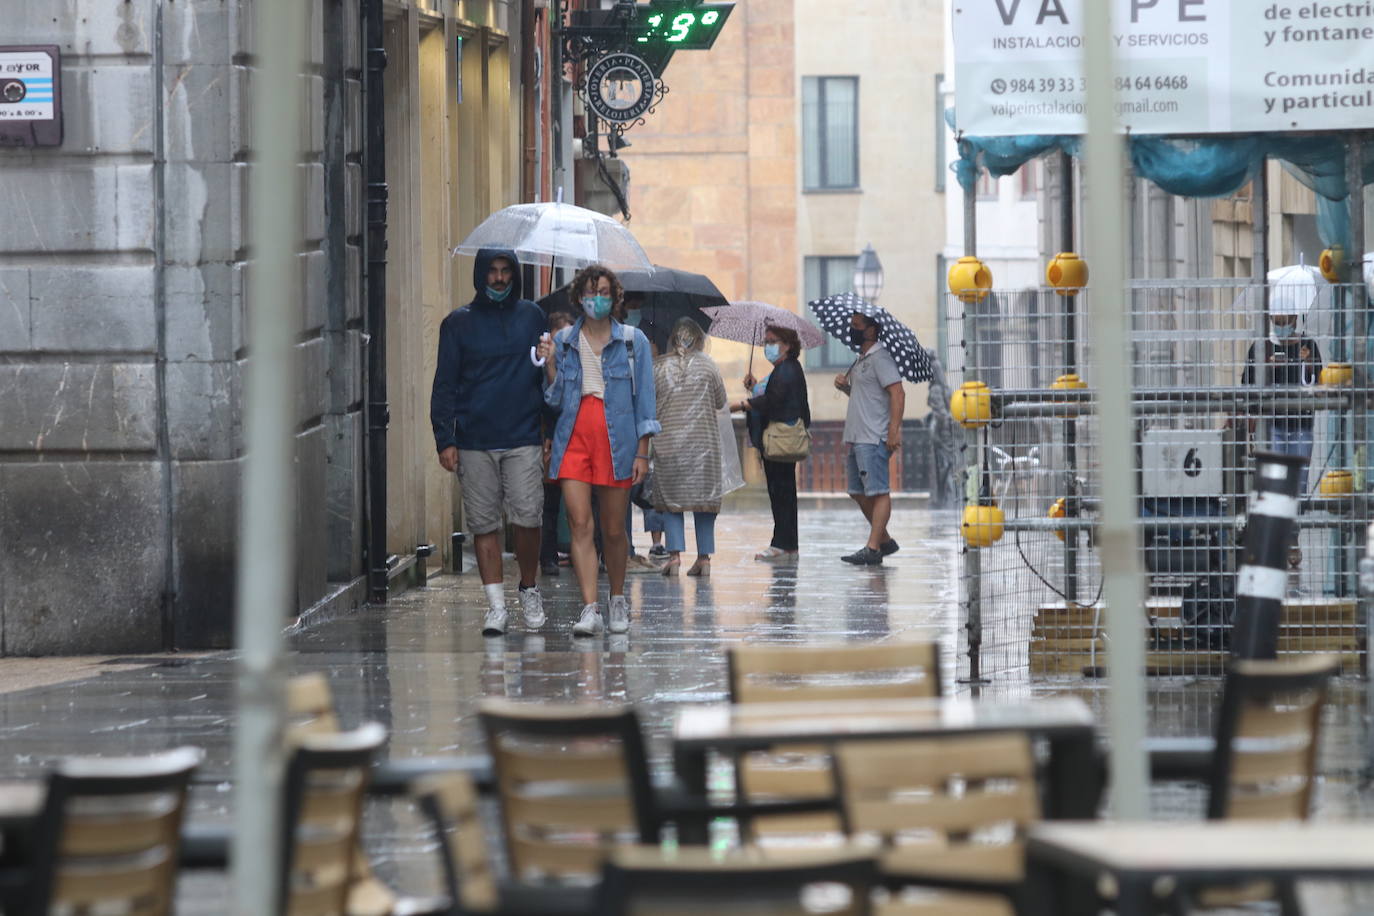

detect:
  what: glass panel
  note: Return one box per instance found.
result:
[823,78,857,187]
[802,77,821,190]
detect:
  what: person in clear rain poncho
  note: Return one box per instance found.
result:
[651,318,728,577]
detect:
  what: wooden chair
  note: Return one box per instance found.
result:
[597,845,880,916]
[413,772,596,916]
[833,733,1038,916]
[284,673,463,916]
[1173,654,1337,915]
[1204,654,1336,822]
[289,672,343,738]
[727,642,942,840]
[281,722,388,916]
[478,699,661,884]
[17,746,202,916]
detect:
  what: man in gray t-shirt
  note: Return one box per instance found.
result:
[834,311,906,566]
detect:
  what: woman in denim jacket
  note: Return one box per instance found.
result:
[538,264,660,637]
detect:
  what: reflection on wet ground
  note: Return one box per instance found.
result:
[1,504,1371,911]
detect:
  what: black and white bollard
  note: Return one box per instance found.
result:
[1232,450,1308,659]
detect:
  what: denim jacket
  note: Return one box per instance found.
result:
[545,316,660,481]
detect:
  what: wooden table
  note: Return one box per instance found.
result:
[1027,822,1374,916]
[672,696,1099,843]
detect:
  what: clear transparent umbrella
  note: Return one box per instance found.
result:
[453,201,653,270]
[1267,264,1323,315]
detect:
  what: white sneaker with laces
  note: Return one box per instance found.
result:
[482,607,508,636]
[519,586,546,630]
[572,603,603,637]
[608,595,630,633]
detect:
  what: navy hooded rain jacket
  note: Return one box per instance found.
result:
[430,248,548,453]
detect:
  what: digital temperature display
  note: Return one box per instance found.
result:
[634,2,734,51]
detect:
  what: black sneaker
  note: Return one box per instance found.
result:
[880,539,900,557]
[841,546,883,566]
[540,559,560,577]
[648,545,669,558]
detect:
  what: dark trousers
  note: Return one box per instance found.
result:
[540,482,562,564]
[763,459,799,551]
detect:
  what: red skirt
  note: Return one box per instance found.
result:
[559,397,631,489]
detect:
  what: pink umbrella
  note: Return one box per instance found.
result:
[702,301,826,349]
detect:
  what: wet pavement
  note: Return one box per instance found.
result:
[1,502,1373,912]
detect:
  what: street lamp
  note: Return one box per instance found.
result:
[853,243,884,302]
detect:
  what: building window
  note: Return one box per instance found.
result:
[976,169,998,200]
[935,73,947,193]
[803,76,859,191]
[804,255,859,368]
[1018,160,1040,199]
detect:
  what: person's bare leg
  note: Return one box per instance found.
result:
[597,486,632,596]
[866,493,893,550]
[561,480,598,606]
[473,532,503,585]
[512,525,540,588]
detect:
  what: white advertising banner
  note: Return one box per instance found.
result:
[953,0,1374,136]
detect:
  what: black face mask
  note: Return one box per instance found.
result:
[849,327,869,350]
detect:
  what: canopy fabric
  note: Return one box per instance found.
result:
[949,111,1374,251]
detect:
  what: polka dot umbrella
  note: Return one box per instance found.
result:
[807,290,935,384]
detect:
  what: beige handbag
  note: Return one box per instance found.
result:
[762,419,811,462]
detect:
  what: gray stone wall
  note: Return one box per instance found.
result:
[0,0,364,653]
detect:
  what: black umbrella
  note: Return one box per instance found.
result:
[538,265,723,351]
[808,290,935,384]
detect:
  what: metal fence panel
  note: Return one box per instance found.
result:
[953,281,1369,684]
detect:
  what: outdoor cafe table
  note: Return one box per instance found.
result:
[672,695,1099,843]
[1026,822,1374,916]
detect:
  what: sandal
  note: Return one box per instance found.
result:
[686,558,711,577]
[661,557,681,576]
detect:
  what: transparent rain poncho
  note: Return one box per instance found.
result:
[649,318,743,513]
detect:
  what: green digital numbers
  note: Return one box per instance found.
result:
[633,2,733,51]
[668,12,695,42]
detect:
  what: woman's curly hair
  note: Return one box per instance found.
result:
[569,264,624,311]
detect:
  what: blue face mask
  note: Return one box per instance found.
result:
[1273,322,1296,339]
[582,295,613,320]
[763,342,783,363]
[485,284,512,302]
[624,309,642,327]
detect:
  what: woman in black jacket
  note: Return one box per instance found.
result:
[732,325,810,560]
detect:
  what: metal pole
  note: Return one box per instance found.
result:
[961,177,985,684]
[1061,151,1080,607]
[364,0,390,604]
[1083,0,1148,819]
[1232,451,1306,659]
[233,1,306,911]
[550,0,567,208]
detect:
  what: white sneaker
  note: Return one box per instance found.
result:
[482,608,508,636]
[519,586,546,630]
[572,603,603,637]
[608,595,630,633]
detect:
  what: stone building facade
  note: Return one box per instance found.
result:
[0,0,534,654]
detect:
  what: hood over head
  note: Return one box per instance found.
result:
[473,248,523,306]
[668,317,707,358]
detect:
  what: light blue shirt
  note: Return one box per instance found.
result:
[545,317,660,481]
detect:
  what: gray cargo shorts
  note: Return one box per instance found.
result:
[458,445,545,534]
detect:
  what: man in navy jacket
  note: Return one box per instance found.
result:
[431,249,548,635]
